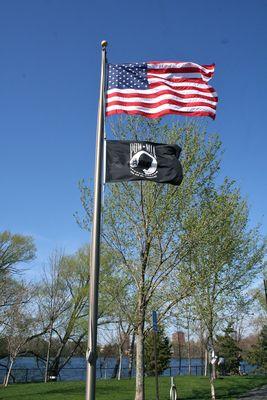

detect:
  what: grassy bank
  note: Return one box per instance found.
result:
[0,375,266,400]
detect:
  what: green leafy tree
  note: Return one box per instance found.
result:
[78,117,266,400]
[187,182,265,350]
[78,118,224,400]
[216,324,242,375]
[246,325,267,373]
[144,326,172,376]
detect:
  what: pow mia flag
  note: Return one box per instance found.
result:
[105,140,183,186]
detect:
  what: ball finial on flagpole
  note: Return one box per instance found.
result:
[101,40,108,49]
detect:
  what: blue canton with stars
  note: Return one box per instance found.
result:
[107,63,149,90]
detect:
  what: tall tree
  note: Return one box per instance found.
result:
[79,118,225,400]
[188,182,266,348]
[183,182,265,400]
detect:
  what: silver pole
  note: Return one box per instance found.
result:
[86,40,107,400]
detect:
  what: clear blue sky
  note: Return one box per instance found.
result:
[1,0,266,279]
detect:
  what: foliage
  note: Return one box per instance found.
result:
[0,231,36,324]
[1,282,46,386]
[35,245,120,378]
[78,117,227,399]
[144,325,172,376]
[0,231,36,276]
[249,283,267,332]
[78,117,266,400]
[36,247,90,378]
[185,182,266,347]
[78,118,224,325]
[216,324,242,375]
[246,325,267,373]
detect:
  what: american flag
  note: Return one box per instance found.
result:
[106,61,218,119]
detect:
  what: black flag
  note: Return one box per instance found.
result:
[105,140,183,186]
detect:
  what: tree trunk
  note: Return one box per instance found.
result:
[128,332,135,378]
[178,340,182,375]
[4,357,14,387]
[44,323,53,382]
[118,348,122,380]
[187,341,191,375]
[204,349,208,377]
[187,325,191,375]
[48,334,70,379]
[135,231,147,400]
[135,321,145,400]
[49,357,61,381]
[210,377,216,400]
[200,344,205,375]
[199,323,205,376]
[209,343,216,399]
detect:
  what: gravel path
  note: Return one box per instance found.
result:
[238,385,267,399]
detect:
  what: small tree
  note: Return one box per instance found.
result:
[38,247,90,380]
[144,326,172,376]
[36,250,71,382]
[36,245,119,380]
[216,324,242,375]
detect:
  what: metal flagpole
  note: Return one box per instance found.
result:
[86,40,107,400]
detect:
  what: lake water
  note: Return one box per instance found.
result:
[0,356,253,383]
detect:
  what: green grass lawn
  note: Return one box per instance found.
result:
[0,376,266,400]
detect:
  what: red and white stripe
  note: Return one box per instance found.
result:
[106,61,218,119]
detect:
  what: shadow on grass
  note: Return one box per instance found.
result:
[0,383,84,399]
[2,384,130,399]
[1,376,266,400]
[182,377,267,400]
[186,388,243,400]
